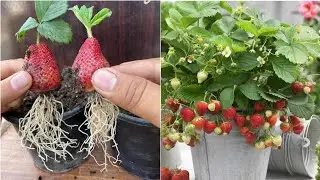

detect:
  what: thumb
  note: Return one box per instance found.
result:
[91,68,160,127]
[1,71,32,112]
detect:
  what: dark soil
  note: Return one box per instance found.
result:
[14,67,87,115]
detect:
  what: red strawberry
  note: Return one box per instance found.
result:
[222,107,237,120]
[204,121,217,134]
[220,122,232,134]
[191,117,206,131]
[291,82,304,94]
[267,114,278,127]
[280,115,287,122]
[253,102,265,112]
[274,99,286,110]
[280,122,291,133]
[250,114,265,128]
[24,43,61,91]
[293,123,304,134]
[163,113,176,125]
[245,131,256,144]
[161,167,172,180]
[172,174,183,180]
[165,98,180,113]
[289,115,301,126]
[162,136,176,150]
[71,6,111,92]
[180,107,195,122]
[234,113,246,127]
[187,136,196,147]
[180,170,190,180]
[195,101,208,116]
[240,127,249,136]
[208,100,222,114]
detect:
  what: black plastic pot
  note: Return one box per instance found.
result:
[112,113,160,179]
[2,105,90,173]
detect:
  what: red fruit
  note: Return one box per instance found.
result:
[250,114,265,128]
[172,174,183,180]
[208,100,221,114]
[191,117,206,131]
[274,99,286,110]
[180,170,190,180]
[293,123,304,134]
[72,38,109,91]
[290,115,301,126]
[195,101,208,116]
[204,121,217,134]
[291,82,304,94]
[163,113,176,125]
[180,107,195,122]
[280,115,287,122]
[220,122,232,134]
[245,131,256,144]
[222,107,237,120]
[280,122,291,133]
[165,98,180,113]
[187,136,196,147]
[240,127,249,136]
[254,102,265,112]
[24,43,61,91]
[162,136,176,150]
[161,167,172,180]
[234,114,246,127]
[267,114,278,127]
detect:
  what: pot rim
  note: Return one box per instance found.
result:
[118,112,154,127]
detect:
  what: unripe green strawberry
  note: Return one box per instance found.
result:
[272,135,282,147]
[171,78,181,90]
[263,122,270,130]
[182,134,191,144]
[214,127,222,135]
[255,141,266,150]
[168,133,180,142]
[197,70,208,84]
[265,110,272,118]
[303,86,311,94]
[184,124,196,134]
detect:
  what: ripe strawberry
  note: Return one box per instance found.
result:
[280,115,287,122]
[171,174,183,180]
[291,82,304,94]
[240,127,249,136]
[280,122,291,133]
[293,123,304,134]
[234,113,246,127]
[195,101,208,116]
[162,136,176,150]
[220,122,232,134]
[192,117,206,131]
[180,107,195,122]
[274,99,286,110]
[208,100,221,114]
[71,6,112,91]
[180,170,190,180]
[267,114,278,127]
[165,98,180,113]
[24,43,61,91]
[161,167,172,180]
[245,131,256,144]
[163,113,176,125]
[250,114,265,128]
[290,115,301,126]
[253,102,265,112]
[204,121,217,134]
[222,107,237,120]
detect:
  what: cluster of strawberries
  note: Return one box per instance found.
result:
[161,167,189,180]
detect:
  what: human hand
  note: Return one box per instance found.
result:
[1,59,32,113]
[91,58,160,127]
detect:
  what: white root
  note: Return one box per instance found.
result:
[19,94,78,172]
[78,93,120,172]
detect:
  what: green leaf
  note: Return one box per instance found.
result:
[288,95,308,105]
[264,19,280,27]
[230,29,249,41]
[169,8,182,22]
[301,41,320,57]
[274,40,309,64]
[207,73,250,92]
[237,19,258,36]
[295,26,320,41]
[37,19,72,44]
[211,16,235,34]
[275,27,296,44]
[235,90,249,109]
[210,35,232,48]
[271,55,299,83]
[219,1,233,14]
[258,26,279,36]
[90,8,112,26]
[232,41,247,52]
[189,27,212,38]
[176,1,219,18]
[15,17,39,41]
[163,31,179,40]
[258,90,279,102]
[239,83,261,100]
[177,84,205,102]
[220,87,235,109]
[288,96,315,119]
[266,91,288,99]
[69,5,93,29]
[227,53,259,71]
[36,0,68,22]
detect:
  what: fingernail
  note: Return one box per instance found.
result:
[92,69,117,91]
[11,72,29,90]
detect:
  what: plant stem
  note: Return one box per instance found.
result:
[36,33,40,44]
[86,27,93,38]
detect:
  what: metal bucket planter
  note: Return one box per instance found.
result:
[191,123,271,180]
[268,115,320,178]
[2,105,89,173]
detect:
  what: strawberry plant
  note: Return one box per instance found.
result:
[15,0,75,171]
[69,5,119,171]
[161,1,320,150]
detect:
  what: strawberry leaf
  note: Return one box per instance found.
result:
[274,40,309,64]
[90,8,112,26]
[220,86,235,109]
[271,55,299,83]
[35,0,68,22]
[288,95,315,119]
[37,19,72,44]
[239,83,261,100]
[177,84,205,103]
[16,17,39,42]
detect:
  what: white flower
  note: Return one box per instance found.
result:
[221,46,232,57]
[257,56,265,66]
[179,57,186,63]
[249,49,256,53]
[203,43,209,48]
